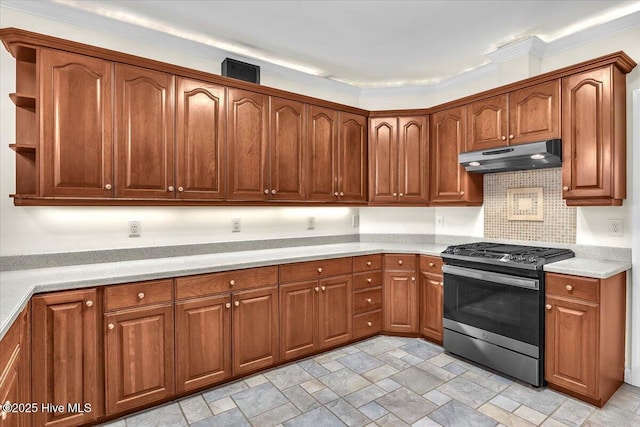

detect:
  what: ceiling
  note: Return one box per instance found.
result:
[5,0,640,87]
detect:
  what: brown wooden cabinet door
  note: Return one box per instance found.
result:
[562,67,613,201]
[420,272,443,343]
[308,105,338,201]
[105,304,174,415]
[41,49,113,197]
[227,88,269,200]
[115,64,175,198]
[32,289,100,426]
[369,117,397,203]
[0,307,29,427]
[545,296,598,398]
[175,78,225,199]
[233,287,279,376]
[384,271,418,333]
[280,281,318,361]
[318,275,352,349]
[398,116,429,203]
[467,94,508,151]
[175,295,231,393]
[270,97,306,201]
[338,112,367,202]
[509,80,560,145]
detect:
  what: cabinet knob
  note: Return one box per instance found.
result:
[108,323,115,330]
[178,186,184,192]
[264,189,270,194]
[460,190,465,196]
[440,282,444,286]
[411,277,416,282]
[105,184,112,190]
[315,287,320,292]
[565,285,573,291]
[271,189,277,195]
[398,260,403,265]
[168,186,174,192]
[429,262,434,267]
[367,278,372,283]
[321,286,326,291]
[137,292,145,300]
[501,136,506,141]
[234,301,240,307]
[229,280,235,286]
[340,192,344,197]
[317,267,323,273]
[366,261,372,266]
[334,192,339,196]
[563,186,570,191]
[367,321,372,327]
[85,300,93,308]
[393,193,398,197]
[545,304,552,310]
[399,193,404,197]
[225,302,231,309]
[366,298,372,304]
[509,134,514,139]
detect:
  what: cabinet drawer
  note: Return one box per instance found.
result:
[384,254,416,271]
[353,310,382,339]
[279,257,352,283]
[176,266,278,300]
[353,255,382,272]
[353,271,382,290]
[105,279,173,311]
[353,287,382,315]
[419,255,443,275]
[546,273,599,303]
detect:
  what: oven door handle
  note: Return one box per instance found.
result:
[442,265,539,290]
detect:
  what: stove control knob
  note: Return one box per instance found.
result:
[528,257,537,263]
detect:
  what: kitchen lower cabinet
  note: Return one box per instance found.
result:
[318,276,352,349]
[105,304,174,415]
[279,281,319,360]
[352,255,383,339]
[420,272,443,344]
[32,289,101,427]
[545,271,626,407]
[0,306,29,427]
[383,255,419,333]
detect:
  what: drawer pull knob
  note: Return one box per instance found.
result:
[137,292,145,300]
[234,301,240,307]
[563,186,570,191]
[366,261,372,266]
[317,267,323,273]
[85,300,93,307]
[398,260,403,265]
[545,304,552,310]
[321,286,326,291]
[105,184,112,190]
[565,285,573,291]
[225,303,231,309]
[367,321,372,327]
[315,287,320,292]
[108,323,115,330]
[229,280,235,286]
[366,298,372,303]
[367,278,372,283]
[429,262,435,267]
[440,282,444,286]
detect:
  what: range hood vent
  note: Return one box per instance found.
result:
[459,139,562,174]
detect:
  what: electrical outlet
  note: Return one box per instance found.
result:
[307,216,315,230]
[129,220,141,237]
[352,215,360,228]
[436,215,444,228]
[608,219,623,236]
[232,218,241,233]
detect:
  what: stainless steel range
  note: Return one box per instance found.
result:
[440,242,575,386]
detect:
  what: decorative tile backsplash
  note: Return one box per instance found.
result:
[484,168,576,244]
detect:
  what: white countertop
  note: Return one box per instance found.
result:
[0,242,631,340]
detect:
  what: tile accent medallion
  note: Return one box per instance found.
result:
[484,168,577,244]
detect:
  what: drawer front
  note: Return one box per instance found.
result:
[176,266,278,299]
[384,254,416,271]
[353,271,382,290]
[419,255,443,275]
[279,257,352,283]
[353,287,382,314]
[353,310,382,339]
[353,255,382,272]
[546,273,599,303]
[105,279,173,311]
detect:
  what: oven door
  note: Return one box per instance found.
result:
[442,265,541,349]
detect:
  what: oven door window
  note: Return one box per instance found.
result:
[443,272,540,346]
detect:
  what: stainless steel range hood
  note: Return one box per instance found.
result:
[459,139,562,174]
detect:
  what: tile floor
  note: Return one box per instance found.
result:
[100,336,640,427]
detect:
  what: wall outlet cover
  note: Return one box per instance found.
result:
[129,220,141,237]
[232,218,241,233]
[307,216,315,230]
[608,219,623,236]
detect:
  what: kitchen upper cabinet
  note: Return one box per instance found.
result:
[41,49,114,198]
[561,66,627,206]
[32,289,101,427]
[115,64,175,199]
[430,106,482,205]
[175,78,226,200]
[383,255,419,333]
[269,97,306,201]
[308,106,338,201]
[369,116,428,204]
[0,306,29,427]
[338,112,367,202]
[467,80,560,151]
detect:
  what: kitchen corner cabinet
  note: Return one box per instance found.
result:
[104,279,174,415]
[429,106,482,205]
[545,271,626,407]
[0,305,29,427]
[369,116,429,204]
[467,80,560,151]
[32,289,101,427]
[383,254,419,333]
[561,65,628,206]
[279,258,353,361]
[419,256,444,344]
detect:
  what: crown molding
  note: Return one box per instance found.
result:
[485,36,547,63]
